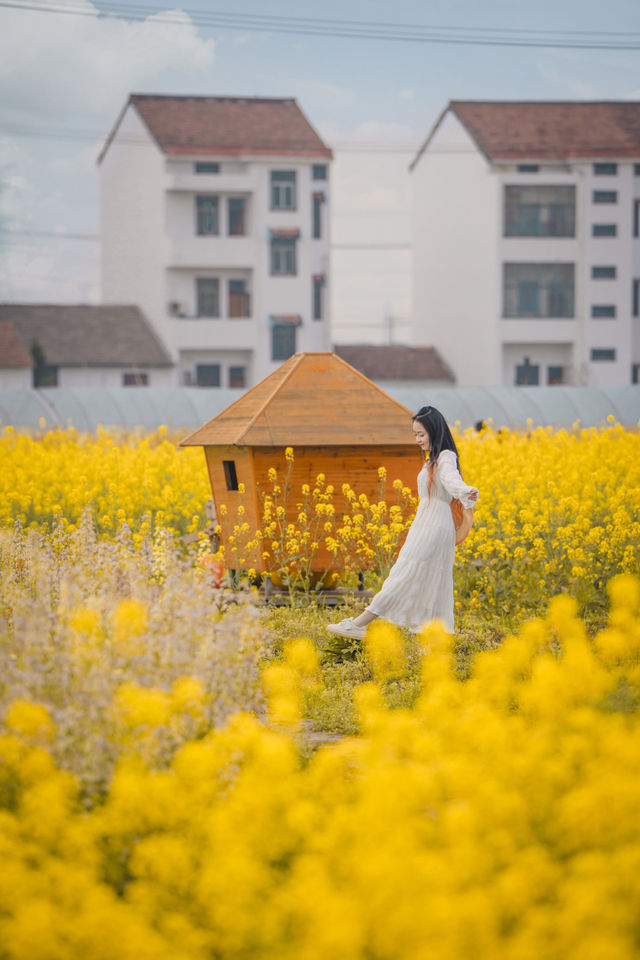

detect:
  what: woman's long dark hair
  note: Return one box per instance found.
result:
[413,406,460,477]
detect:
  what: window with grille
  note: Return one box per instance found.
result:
[592,224,617,237]
[196,278,220,317]
[228,197,246,235]
[593,163,617,175]
[270,170,296,210]
[590,348,615,361]
[196,364,221,386]
[547,366,564,385]
[271,323,296,361]
[591,305,616,318]
[515,357,539,385]
[228,366,246,388]
[312,164,327,180]
[196,195,219,235]
[123,372,149,386]
[312,276,324,320]
[592,190,617,204]
[503,263,574,318]
[504,185,575,237]
[270,236,297,275]
[228,280,250,318]
[592,266,616,279]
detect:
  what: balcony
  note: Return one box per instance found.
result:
[171,317,257,351]
[165,171,255,194]
[169,235,257,269]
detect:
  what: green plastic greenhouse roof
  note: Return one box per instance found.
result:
[0,386,639,433]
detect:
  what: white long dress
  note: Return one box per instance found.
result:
[366,449,479,633]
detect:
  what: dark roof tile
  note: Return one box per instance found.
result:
[0,304,173,367]
[103,95,332,161]
[334,344,455,383]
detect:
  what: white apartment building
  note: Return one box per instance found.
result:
[411,101,640,387]
[99,95,332,389]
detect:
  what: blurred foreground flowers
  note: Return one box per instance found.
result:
[2,570,640,958]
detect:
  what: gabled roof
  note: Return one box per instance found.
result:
[411,100,640,168]
[0,320,33,368]
[180,352,415,447]
[100,94,332,163]
[0,304,173,367]
[334,344,454,383]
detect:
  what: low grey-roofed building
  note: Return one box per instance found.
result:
[0,320,33,389]
[0,304,174,388]
[334,344,455,389]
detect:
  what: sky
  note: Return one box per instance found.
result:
[1,0,639,345]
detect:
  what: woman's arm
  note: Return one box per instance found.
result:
[437,450,479,508]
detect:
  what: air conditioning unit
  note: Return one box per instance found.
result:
[169,301,187,317]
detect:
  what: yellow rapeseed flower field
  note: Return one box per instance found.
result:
[1,574,639,958]
[1,422,640,957]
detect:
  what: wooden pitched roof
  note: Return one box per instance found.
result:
[180,352,415,447]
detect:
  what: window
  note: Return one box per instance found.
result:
[547,366,564,385]
[312,192,324,239]
[196,195,219,235]
[270,236,297,275]
[271,322,297,361]
[633,279,640,317]
[592,266,616,279]
[592,224,617,237]
[195,162,220,173]
[271,170,296,210]
[593,190,617,203]
[503,263,574,318]
[590,348,616,362]
[228,197,246,236]
[504,185,575,237]
[312,164,327,180]
[635,164,640,176]
[196,278,220,317]
[228,366,246,388]
[123,372,149,386]
[223,460,239,490]
[33,365,58,387]
[633,363,640,384]
[515,357,539,385]
[196,364,221,386]
[228,280,250,318]
[517,164,539,173]
[591,305,616,318]
[593,163,617,175]
[312,275,325,320]
[634,200,640,238]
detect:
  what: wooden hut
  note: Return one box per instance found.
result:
[180,352,421,576]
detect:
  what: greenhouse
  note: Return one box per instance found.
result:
[0,385,639,432]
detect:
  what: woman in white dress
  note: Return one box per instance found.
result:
[327,406,478,639]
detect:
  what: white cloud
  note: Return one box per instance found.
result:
[0,0,215,124]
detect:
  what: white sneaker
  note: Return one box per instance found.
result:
[326,617,366,641]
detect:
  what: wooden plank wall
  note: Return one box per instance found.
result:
[204,444,422,574]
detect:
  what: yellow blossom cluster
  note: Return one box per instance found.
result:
[2,576,640,958]
[456,421,640,617]
[0,425,209,537]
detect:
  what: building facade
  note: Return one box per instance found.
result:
[411,101,640,387]
[99,95,332,389]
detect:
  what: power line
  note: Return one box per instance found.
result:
[1,0,640,49]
